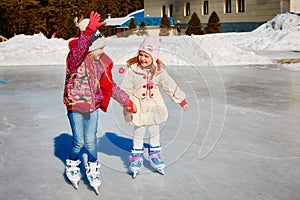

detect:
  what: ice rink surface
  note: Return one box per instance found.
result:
[1,64,300,200]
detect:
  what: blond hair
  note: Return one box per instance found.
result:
[126,56,165,68]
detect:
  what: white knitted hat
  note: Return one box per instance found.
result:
[76,18,89,31]
[74,18,106,52]
[89,37,106,52]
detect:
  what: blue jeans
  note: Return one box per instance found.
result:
[67,110,99,162]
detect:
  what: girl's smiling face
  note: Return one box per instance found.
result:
[138,51,153,68]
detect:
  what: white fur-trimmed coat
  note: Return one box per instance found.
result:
[120,63,186,126]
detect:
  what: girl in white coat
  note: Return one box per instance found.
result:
[120,36,189,177]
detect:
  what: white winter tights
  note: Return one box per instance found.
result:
[133,125,160,149]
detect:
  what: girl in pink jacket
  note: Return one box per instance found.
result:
[63,11,135,194]
[120,36,189,178]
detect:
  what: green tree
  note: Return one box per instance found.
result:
[136,20,147,36]
[131,0,143,13]
[128,18,137,29]
[0,0,43,37]
[127,18,136,35]
[159,13,171,36]
[44,0,77,38]
[59,11,78,38]
[0,0,144,39]
[185,12,204,35]
[119,0,134,16]
[205,11,221,34]
[101,0,120,18]
[139,21,146,31]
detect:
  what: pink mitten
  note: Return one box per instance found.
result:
[86,11,106,32]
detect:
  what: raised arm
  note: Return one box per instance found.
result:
[67,11,106,71]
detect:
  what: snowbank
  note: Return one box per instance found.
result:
[0,34,68,66]
[0,12,299,67]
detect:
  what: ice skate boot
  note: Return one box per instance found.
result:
[85,160,101,195]
[129,149,144,178]
[65,159,81,189]
[149,146,165,175]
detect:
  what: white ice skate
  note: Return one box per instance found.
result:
[85,160,101,195]
[149,146,166,175]
[65,159,81,189]
[129,149,144,178]
[130,156,143,178]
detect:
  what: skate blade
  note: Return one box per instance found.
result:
[90,182,101,195]
[157,168,165,175]
[70,181,79,189]
[93,187,99,195]
[132,171,139,178]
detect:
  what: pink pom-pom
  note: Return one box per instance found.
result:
[148,80,154,86]
[118,67,125,74]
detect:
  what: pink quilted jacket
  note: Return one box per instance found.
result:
[63,29,129,112]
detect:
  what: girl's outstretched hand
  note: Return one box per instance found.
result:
[87,11,106,32]
[127,99,137,114]
[182,104,189,112]
[180,99,189,111]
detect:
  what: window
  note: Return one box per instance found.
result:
[225,0,231,13]
[184,2,190,16]
[237,0,245,12]
[203,1,209,15]
[162,5,166,16]
[169,4,174,17]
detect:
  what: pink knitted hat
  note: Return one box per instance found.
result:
[138,36,162,66]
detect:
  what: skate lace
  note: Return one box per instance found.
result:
[85,162,101,189]
[131,159,142,168]
[86,162,101,177]
[149,152,164,165]
[151,157,163,165]
[66,166,80,173]
[129,154,143,167]
[66,159,81,167]
[66,161,80,174]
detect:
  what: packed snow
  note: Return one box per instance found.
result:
[0,12,299,68]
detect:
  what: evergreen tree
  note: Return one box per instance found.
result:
[139,21,146,31]
[205,11,221,34]
[39,0,48,7]
[131,0,143,13]
[102,0,120,18]
[45,0,78,38]
[185,12,204,35]
[136,21,147,36]
[119,0,134,16]
[92,0,107,17]
[0,0,144,39]
[20,0,44,35]
[0,1,35,36]
[128,18,137,29]
[60,11,78,38]
[159,13,171,36]
[128,18,136,35]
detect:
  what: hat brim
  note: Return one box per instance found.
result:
[89,37,106,52]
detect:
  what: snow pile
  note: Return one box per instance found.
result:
[0,12,299,66]
[234,12,300,51]
[248,12,300,51]
[0,33,69,66]
[263,12,300,32]
[205,12,300,52]
[194,34,271,66]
